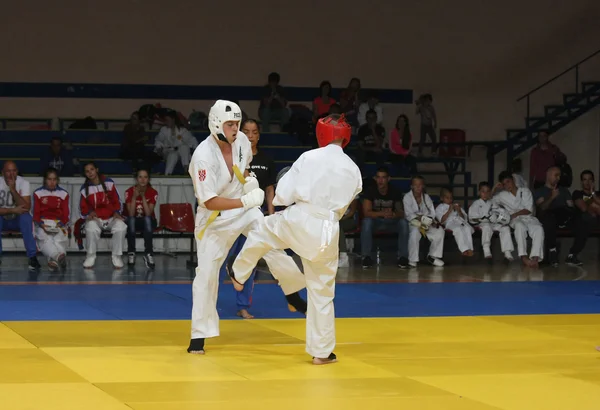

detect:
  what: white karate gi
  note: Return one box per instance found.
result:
[493,188,544,261]
[435,203,473,253]
[468,198,514,254]
[403,192,445,265]
[232,144,362,359]
[35,220,68,262]
[154,126,199,175]
[189,131,306,340]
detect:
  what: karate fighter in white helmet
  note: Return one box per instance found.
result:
[187,100,307,354]
[230,114,362,365]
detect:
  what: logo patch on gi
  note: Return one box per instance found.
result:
[198,169,206,182]
[239,146,243,162]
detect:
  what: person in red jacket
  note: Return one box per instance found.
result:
[79,162,127,269]
[124,169,158,268]
[33,168,70,271]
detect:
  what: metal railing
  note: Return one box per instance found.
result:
[516,47,600,120]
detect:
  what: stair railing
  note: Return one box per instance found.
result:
[516,47,600,121]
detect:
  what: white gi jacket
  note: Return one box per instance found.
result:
[271,144,362,261]
[403,191,436,222]
[155,126,198,151]
[435,203,473,233]
[493,187,536,227]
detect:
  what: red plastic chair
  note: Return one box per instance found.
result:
[159,203,195,233]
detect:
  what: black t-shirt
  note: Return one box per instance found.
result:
[357,124,385,148]
[365,185,402,213]
[533,186,572,210]
[572,190,600,210]
[249,150,276,190]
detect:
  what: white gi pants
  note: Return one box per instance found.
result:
[479,222,514,252]
[84,217,127,257]
[408,225,445,264]
[191,207,305,340]
[232,206,338,359]
[446,222,474,253]
[163,146,191,175]
[35,227,68,261]
[511,216,544,260]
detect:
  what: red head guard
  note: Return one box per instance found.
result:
[316,114,352,148]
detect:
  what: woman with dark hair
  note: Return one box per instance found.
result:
[32,168,70,271]
[339,77,361,126]
[154,111,199,175]
[312,81,336,123]
[79,161,127,269]
[386,115,417,175]
[124,169,158,268]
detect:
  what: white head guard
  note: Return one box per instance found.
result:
[208,100,243,143]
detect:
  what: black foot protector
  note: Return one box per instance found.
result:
[226,262,244,287]
[187,338,205,354]
[285,292,307,315]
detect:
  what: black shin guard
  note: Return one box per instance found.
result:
[285,292,307,314]
[187,338,205,353]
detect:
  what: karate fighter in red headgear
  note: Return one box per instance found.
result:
[230,114,362,365]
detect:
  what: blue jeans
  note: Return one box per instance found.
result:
[360,217,409,258]
[0,213,38,257]
[127,216,157,254]
[220,235,256,311]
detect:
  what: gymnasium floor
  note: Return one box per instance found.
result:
[1,248,600,410]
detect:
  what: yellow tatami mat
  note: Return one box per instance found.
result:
[1,316,600,410]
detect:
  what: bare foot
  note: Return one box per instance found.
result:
[521,256,531,266]
[232,281,244,292]
[237,309,254,319]
[529,257,539,269]
[312,353,337,365]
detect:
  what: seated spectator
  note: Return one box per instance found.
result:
[339,77,361,127]
[339,196,359,268]
[124,169,158,269]
[32,168,70,271]
[41,136,74,177]
[510,157,527,188]
[154,111,198,175]
[355,109,386,173]
[360,167,409,269]
[120,111,160,172]
[358,92,383,126]
[533,166,579,267]
[403,175,445,267]
[494,171,544,267]
[435,188,474,257]
[259,72,290,132]
[79,162,127,269]
[563,170,600,266]
[0,161,40,270]
[529,131,561,189]
[415,93,437,156]
[312,81,336,123]
[385,115,417,176]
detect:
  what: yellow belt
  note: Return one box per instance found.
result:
[196,165,246,240]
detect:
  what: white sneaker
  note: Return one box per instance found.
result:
[128,252,135,265]
[338,252,349,268]
[112,255,124,269]
[409,261,418,268]
[83,256,96,269]
[143,253,155,268]
[483,246,492,259]
[427,255,445,267]
[504,251,514,261]
[48,258,59,272]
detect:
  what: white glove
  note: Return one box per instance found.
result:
[243,176,259,194]
[241,188,265,210]
[420,215,433,229]
[410,218,422,228]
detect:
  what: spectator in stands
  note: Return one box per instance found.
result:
[415,93,437,156]
[259,72,290,132]
[510,157,527,188]
[339,78,362,127]
[404,175,445,267]
[120,111,159,172]
[360,167,409,269]
[436,188,474,257]
[79,161,127,269]
[125,169,158,269]
[355,109,386,173]
[338,196,359,268]
[32,168,70,271]
[312,81,336,123]
[533,166,579,267]
[563,170,600,266]
[41,136,74,177]
[529,131,561,189]
[0,161,40,270]
[358,92,383,126]
[385,115,418,176]
[154,111,198,175]
[494,171,544,268]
